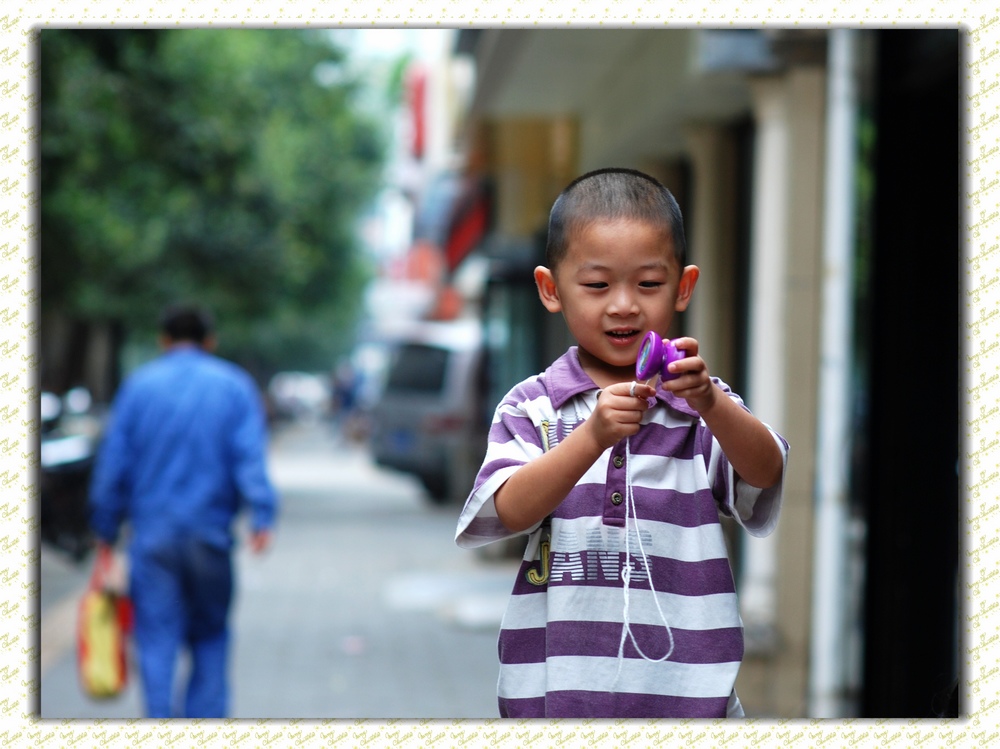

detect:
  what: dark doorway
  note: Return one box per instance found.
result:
[861,29,961,718]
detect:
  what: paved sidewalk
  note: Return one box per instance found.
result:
[39,420,515,719]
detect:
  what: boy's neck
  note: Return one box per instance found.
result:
[576,347,636,390]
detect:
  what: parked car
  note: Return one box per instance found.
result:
[39,388,103,560]
[266,371,332,421]
[370,319,488,505]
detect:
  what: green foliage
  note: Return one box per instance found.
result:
[41,29,387,378]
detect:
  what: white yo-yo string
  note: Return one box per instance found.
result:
[611,434,675,691]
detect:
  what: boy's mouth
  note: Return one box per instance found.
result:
[606,328,641,346]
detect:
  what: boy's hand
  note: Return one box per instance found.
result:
[660,336,719,414]
[587,381,656,450]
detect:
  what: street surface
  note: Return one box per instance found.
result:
[39,419,517,719]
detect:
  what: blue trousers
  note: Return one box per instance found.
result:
[129,536,233,718]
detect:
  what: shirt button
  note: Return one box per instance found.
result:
[611,491,624,505]
[613,455,624,469]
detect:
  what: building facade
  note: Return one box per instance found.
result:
[441,28,960,718]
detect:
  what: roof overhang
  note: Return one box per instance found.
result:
[456,29,809,167]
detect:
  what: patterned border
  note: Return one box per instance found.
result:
[3,3,996,748]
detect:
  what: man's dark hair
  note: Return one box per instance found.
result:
[545,167,687,271]
[159,303,215,344]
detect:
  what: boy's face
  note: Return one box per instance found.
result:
[535,218,698,387]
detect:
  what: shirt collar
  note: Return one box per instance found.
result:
[544,347,599,409]
[163,343,206,357]
[544,346,701,419]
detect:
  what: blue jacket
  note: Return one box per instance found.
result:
[89,346,278,551]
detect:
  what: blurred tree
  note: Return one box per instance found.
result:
[40,29,387,398]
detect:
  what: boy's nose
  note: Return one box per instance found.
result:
[607,288,639,316]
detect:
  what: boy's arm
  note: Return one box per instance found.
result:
[666,336,783,489]
[494,381,656,532]
[692,385,784,488]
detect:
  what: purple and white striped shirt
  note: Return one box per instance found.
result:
[456,347,786,719]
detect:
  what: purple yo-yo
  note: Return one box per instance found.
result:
[635,331,686,381]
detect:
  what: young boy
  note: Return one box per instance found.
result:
[455,168,787,719]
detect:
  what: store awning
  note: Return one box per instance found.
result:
[443,176,492,271]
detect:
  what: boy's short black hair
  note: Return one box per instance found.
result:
[159,303,215,344]
[545,167,687,271]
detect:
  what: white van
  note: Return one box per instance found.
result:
[370,319,487,505]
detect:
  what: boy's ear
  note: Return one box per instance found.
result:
[534,266,563,313]
[674,265,700,311]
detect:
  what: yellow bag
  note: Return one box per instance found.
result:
[77,546,132,699]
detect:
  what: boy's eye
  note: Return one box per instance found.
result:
[583,282,608,289]
[639,281,664,288]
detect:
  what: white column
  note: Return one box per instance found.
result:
[740,76,789,647]
[809,28,859,719]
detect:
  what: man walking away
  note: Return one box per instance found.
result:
[89,303,279,718]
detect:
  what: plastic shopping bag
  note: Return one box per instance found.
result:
[77,545,133,699]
